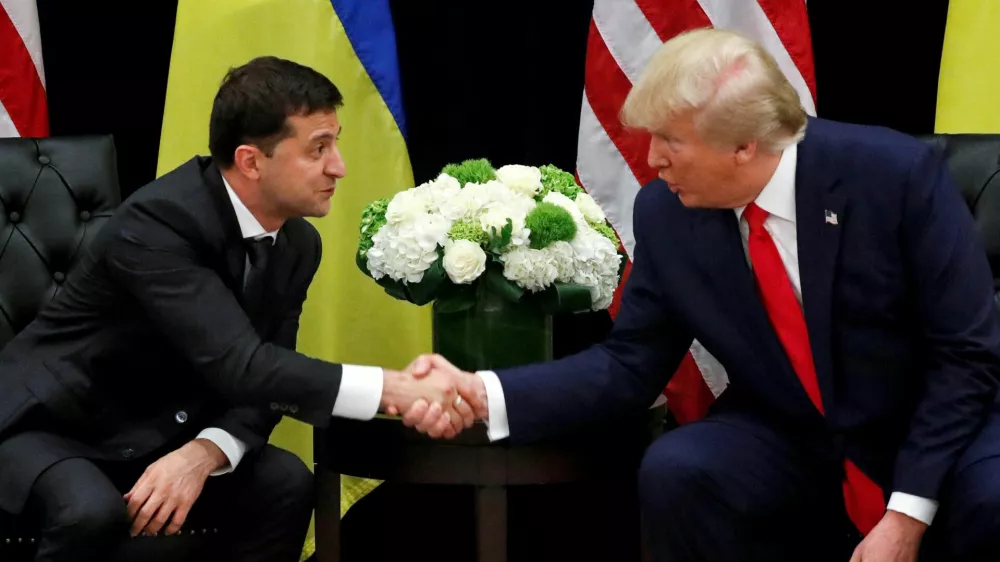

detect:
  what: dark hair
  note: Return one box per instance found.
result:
[209,56,344,167]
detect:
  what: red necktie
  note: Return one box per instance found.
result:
[743,202,885,535]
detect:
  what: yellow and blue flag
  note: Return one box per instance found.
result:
[935,0,1000,133]
[157,0,431,558]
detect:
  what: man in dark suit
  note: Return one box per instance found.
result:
[398,29,1000,562]
[0,56,476,562]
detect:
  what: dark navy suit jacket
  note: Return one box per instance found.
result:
[496,117,1000,502]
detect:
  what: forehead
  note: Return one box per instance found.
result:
[287,111,340,138]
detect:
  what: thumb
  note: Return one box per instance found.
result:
[409,354,433,378]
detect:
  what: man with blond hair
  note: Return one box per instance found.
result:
[396,28,1000,562]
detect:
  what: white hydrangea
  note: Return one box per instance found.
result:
[501,246,559,292]
[574,192,607,223]
[414,173,462,217]
[366,213,451,283]
[495,164,543,197]
[542,191,586,225]
[544,241,576,282]
[569,226,623,310]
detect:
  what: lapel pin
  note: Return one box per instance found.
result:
[824,210,839,225]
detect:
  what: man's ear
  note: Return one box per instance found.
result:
[233,145,262,181]
[734,140,757,165]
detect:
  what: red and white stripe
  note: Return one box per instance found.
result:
[578,0,816,423]
[0,0,48,138]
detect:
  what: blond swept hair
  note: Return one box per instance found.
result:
[620,27,807,153]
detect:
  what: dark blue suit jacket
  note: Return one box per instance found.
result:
[497,117,1000,502]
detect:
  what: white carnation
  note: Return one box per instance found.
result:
[442,239,487,284]
[574,192,606,223]
[542,191,586,225]
[366,214,451,283]
[414,173,462,217]
[502,246,559,292]
[385,189,430,224]
[495,164,543,197]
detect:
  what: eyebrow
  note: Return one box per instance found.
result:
[310,128,341,141]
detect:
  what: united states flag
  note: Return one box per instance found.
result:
[578,0,817,423]
[0,0,48,138]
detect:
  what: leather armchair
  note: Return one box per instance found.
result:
[0,136,222,561]
[919,134,1000,307]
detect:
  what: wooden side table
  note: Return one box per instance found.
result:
[314,401,666,562]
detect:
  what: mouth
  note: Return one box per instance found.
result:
[320,186,336,197]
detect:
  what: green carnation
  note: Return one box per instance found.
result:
[358,198,389,256]
[440,158,496,185]
[526,202,577,249]
[538,164,582,200]
[449,219,489,246]
[589,220,620,247]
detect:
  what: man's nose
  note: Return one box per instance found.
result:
[326,149,346,178]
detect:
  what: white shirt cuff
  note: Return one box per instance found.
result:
[887,492,938,525]
[476,370,509,442]
[196,427,248,476]
[331,365,384,420]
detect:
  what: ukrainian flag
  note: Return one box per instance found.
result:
[156,0,430,558]
[935,0,1000,133]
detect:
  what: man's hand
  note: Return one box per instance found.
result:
[849,510,927,562]
[123,439,228,537]
[385,354,488,438]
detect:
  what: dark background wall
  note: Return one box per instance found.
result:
[31,1,951,560]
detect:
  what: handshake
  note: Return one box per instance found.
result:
[379,354,488,439]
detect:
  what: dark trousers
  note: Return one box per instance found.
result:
[637,403,1000,562]
[23,444,313,562]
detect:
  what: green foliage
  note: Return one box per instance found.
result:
[487,218,514,253]
[538,164,582,200]
[357,198,389,258]
[526,203,577,249]
[589,220,621,247]
[449,219,489,246]
[441,158,496,185]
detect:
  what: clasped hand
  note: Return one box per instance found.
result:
[382,354,486,439]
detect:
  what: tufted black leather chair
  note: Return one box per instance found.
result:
[0,136,223,561]
[919,134,1000,310]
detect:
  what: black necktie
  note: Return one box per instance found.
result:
[243,237,273,317]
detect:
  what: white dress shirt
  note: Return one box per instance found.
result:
[477,143,938,526]
[200,175,383,475]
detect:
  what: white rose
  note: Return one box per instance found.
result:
[574,192,607,223]
[495,165,543,197]
[443,239,487,284]
[542,191,586,225]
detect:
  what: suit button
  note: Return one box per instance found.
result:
[38,154,50,165]
[270,403,280,411]
[289,405,299,414]
[8,212,20,223]
[122,448,134,459]
[280,404,289,412]
[53,272,65,283]
[175,411,188,423]
[79,210,91,222]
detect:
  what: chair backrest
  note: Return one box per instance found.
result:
[919,134,1000,295]
[0,135,120,348]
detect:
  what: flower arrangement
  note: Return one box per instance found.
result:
[356,159,626,314]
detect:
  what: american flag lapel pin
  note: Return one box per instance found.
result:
[824,209,839,225]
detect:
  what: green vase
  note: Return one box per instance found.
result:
[432,287,553,372]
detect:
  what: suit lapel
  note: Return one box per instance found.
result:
[795,129,844,410]
[201,159,251,295]
[688,210,778,354]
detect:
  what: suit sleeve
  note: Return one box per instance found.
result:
[495,189,694,444]
[892,146,1000,501]
[103,202,342,428]
[203,229,322,456]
